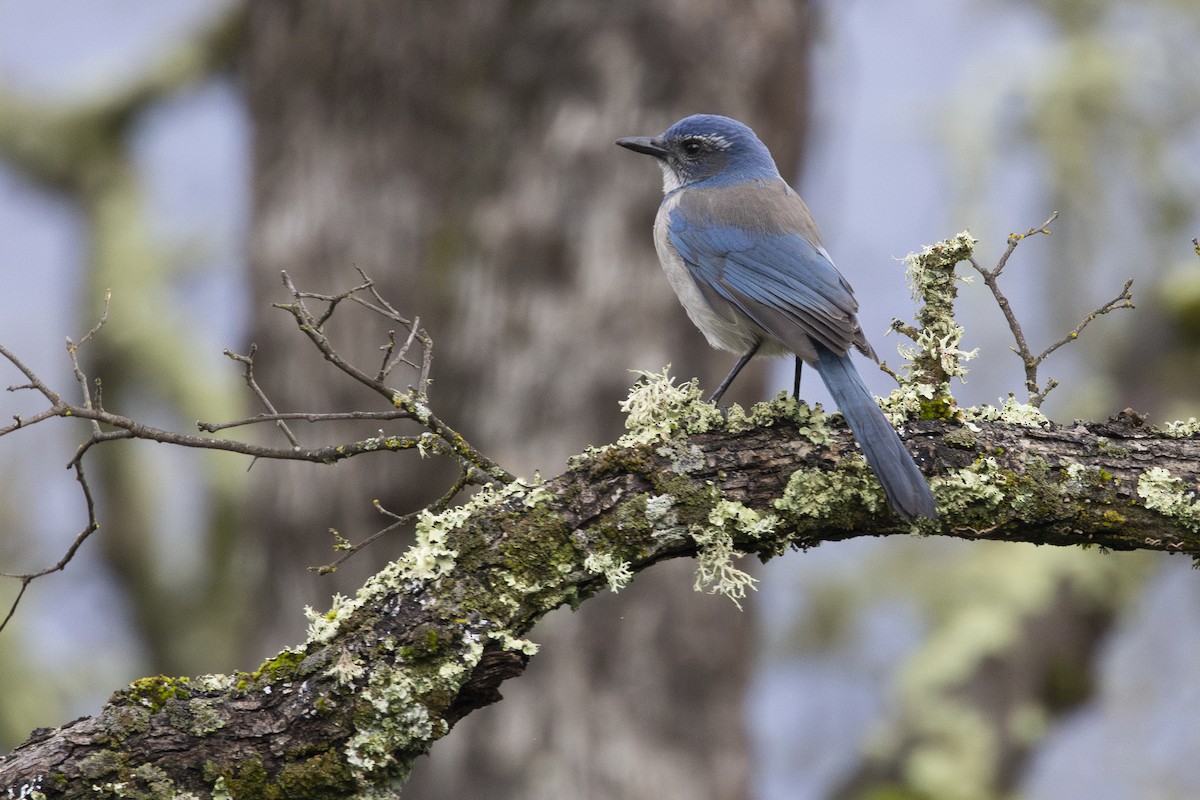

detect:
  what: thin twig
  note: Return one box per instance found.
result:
[967,212,1134,407]
[1033,278,1135,367]
[0,458,102,634]
[312,466,479,575]
[224,345,301,449]
[276,270,507,479]
[1,269,516,634]
[197,408,415,433]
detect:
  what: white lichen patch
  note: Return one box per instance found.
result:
[903,231,978,294]
[644,493,679,527]
[583,552,634,593]
[488,631,540,656]
[725,394,833,444]
[689,500,773,609]
[346,632,485,786]
[1137,467,1200,532]
[326,648,366,686]
[895,328,979,383]
[396,478,538,582]
[1163,417,1200,438]
[963,397,1050,429]
[304,593,355,644]
[1061,463,1105,495]
[655,441,706,474]
[618,366,723,444]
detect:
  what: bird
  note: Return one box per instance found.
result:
[616,114,937,521]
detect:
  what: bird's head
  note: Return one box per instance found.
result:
[616,114,780,193]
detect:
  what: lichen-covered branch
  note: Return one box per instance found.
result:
[4,383,1200,798]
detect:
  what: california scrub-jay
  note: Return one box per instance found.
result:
[617,114,937,521]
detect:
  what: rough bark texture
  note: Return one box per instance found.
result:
[3,407,1199,798]
[241,2,812,798]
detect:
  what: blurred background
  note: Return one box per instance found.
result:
[1,1,1199,798]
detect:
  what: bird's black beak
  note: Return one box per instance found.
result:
[616,136,669,158]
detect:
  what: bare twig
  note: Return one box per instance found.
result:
[223,345,301,449]
[312,465,480,575]
[968,212,1135,407]
[275,270,511,481]
[197,408,414,433]
[0,270,515,634]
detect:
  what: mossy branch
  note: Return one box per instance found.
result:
[0,226,1190,797]
[4,390,1200,797]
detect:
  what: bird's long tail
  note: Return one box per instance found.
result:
[815,345,938,521]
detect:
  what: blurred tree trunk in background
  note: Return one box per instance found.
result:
[243,1,812,797]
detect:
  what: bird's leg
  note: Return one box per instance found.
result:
[792,356,803,399]
[708,341,761,404]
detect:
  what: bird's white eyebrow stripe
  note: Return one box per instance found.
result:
[687,134,732,150]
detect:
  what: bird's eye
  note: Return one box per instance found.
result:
[682,139,703,156]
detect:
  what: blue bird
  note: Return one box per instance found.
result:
[617,114,937,521]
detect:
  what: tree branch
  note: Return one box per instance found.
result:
[3,397,1200,797]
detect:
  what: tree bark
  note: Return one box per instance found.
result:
[3,408,1198,797]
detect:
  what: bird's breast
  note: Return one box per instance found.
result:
[653,193,764,355]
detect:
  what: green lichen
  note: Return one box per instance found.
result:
[583,552,634,593]
[962,397,1050,428]
[932,458,1008,516]
[883,231,978,423]
[775,457,886,524]
[488,630,540,656]
[1095,436,1131,459]
[655,440,707,474]
[618,365,723,444]
[1137,467,1200,532]
[304,593,356,645]
[1162,417,1200,437]
[79,749,126,782]
[166,698,226,736]
[344,633,480,785]
[689,499,773,608]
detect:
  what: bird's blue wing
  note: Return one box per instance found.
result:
[666,186,873,362]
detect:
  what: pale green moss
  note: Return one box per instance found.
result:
[583,552,634,593]
[1137,467,1200,532]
